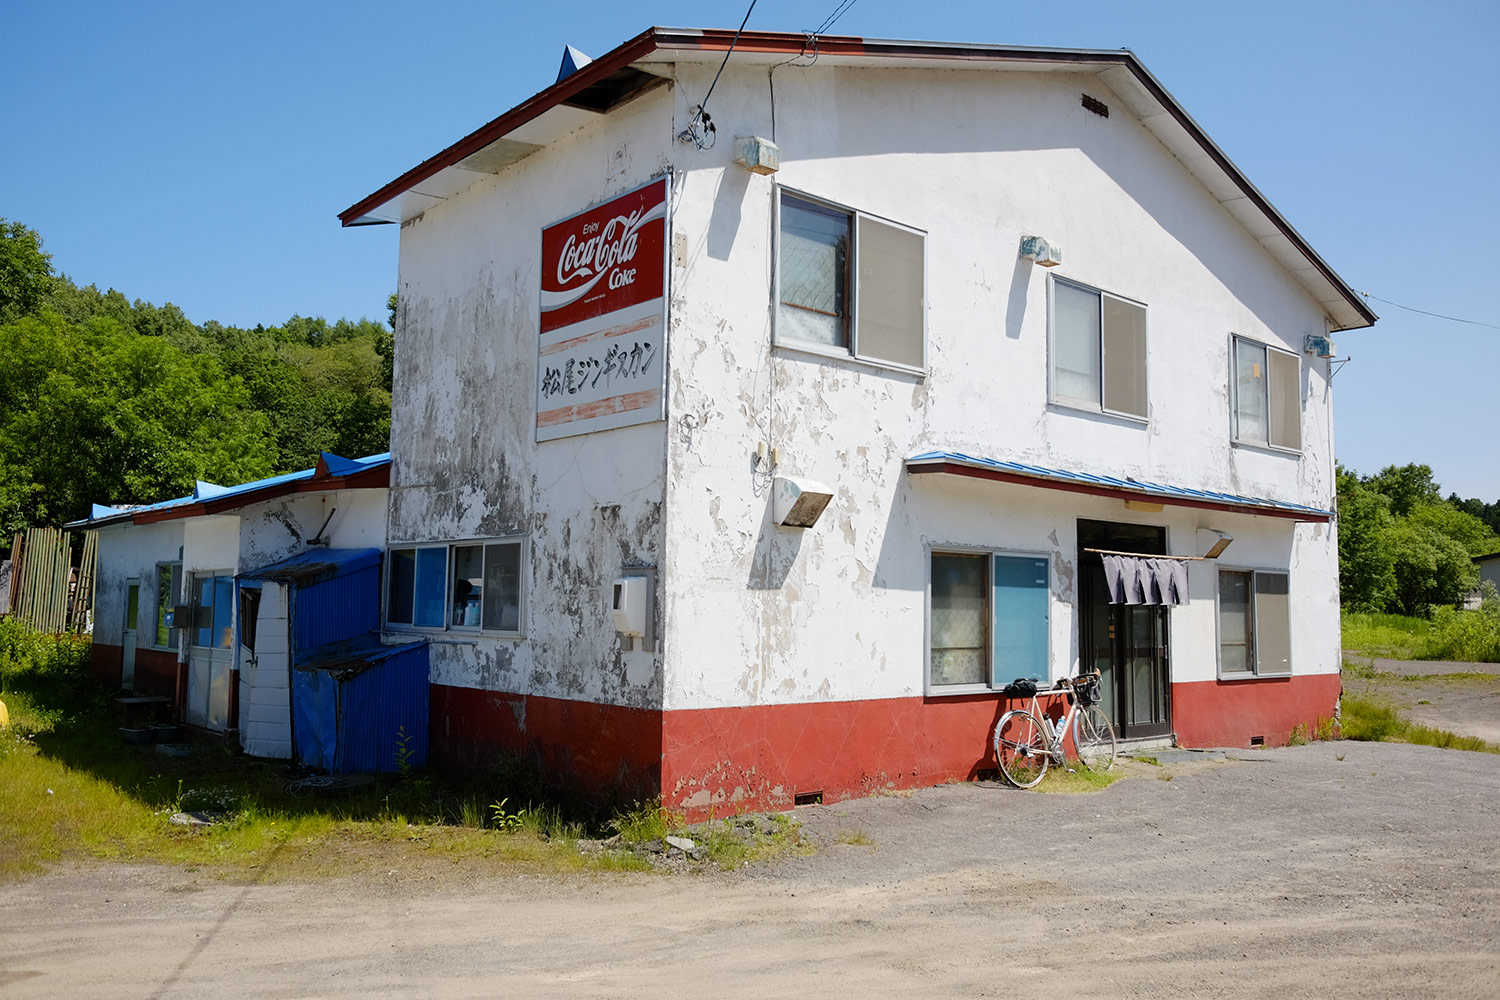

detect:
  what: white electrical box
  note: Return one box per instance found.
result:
[611,576,649,636]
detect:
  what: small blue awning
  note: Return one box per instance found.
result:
[238,548,383,587]
[906,452,1332,522]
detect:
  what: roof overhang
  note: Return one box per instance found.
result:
[339,27,1374,331]
[67,455,391,530]
[907,452,1332,522]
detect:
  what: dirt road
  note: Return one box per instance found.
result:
[1345,654,1500,745]
[3,741,1498,999]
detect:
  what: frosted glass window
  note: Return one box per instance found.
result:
[1052,278,1148,419]
[1218,570,1253,674]
[1053,280,1102,406]
[777,190,926,370]
[1102,295,1147,419]
[1267,348,1302,451]
[930,553,987,686]
[855,216,925,368]
[1219,569,1292,677]
[1234,338,1269,445]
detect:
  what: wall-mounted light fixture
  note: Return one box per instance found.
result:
[1305,334,1336,358]
[773,476,833,529]
[1197,528,1233,559]
[1020,235,1063,267]
[734,135,780,175]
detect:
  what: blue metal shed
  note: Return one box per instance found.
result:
[239,548,429,773]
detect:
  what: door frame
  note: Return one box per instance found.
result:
[122,578,140,690]
[1077,520,1173,741]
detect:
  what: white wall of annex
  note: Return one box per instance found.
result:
[388,83,676,708]
[659,61,1341,711]
[93,521,185,649]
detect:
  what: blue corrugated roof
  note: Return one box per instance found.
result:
[239,547,382,585]
[71,452,390,527]
[907,451,1333,518]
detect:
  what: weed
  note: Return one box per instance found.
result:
[1035,766,1123,794]
[1133,754,1161,767]
[1340,693,1499,753]
[835,829,875,846]
[394,726,416,777]
[1288,724,1309,747]
[1341,611,1431,659]
[1418,699,1432,705]
[489,797,526,832]
[1158,773,1174,781]
[609,798,678,844]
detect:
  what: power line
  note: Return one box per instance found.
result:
[812,0,859,36]
[1358,291,1500,332]
[677,0,759,150]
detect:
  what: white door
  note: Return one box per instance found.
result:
[121,579,140,690]
[187,573,234,730]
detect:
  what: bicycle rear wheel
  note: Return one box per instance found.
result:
[1073,704,1117,772]
[994,710,1050,788]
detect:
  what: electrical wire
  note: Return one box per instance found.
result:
[677,0,759,149]
[811,0,858,35]
[1357,291,1500,332]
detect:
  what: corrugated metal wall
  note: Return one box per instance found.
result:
[293,564,380,653]
[333,645,431,773]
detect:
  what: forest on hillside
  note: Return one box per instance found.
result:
[0,218,392,540]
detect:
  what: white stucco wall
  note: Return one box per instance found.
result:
[657,61,1342,710]
[92,521,185,650]
[388,82,676,708]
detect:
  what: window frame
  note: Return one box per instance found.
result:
[1215,566,1293,680]
[383,536,527,638]
[152,561,182,650]
[925,546,1052,697]
[1046,275,1150,423]
[1230,334,1302,453]
[772,186,928,375]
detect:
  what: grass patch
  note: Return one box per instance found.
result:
[1416,607,1500,663]
[834,828,875,846]
[1339,693,1499,754]
[1341,611,1432,659]
[0,622,796,882]
[1034,765,1123,793]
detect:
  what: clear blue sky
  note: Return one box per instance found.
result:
[5,1,1496,498]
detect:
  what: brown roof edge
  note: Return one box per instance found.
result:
[337,27,663,226]
[338,26,1374,328]
[129,464,391,526]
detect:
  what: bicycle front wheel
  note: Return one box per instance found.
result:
[994,710,1050,788]
[1074,704,1117,772]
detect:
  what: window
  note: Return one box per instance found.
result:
[154,562,182,648]
[1218,569,1291,677]
[776,190,926,370]
[1232,335,1301,451]
[1049,277,1147,420]
[386,539,524,634]
[190,574,234,650]
[929,551,1049,691]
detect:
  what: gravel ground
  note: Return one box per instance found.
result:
[2,741,1498,999]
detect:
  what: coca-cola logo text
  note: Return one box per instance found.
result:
[555,209,649,289]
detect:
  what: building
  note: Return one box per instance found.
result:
[321,27,1376,814]
[80,453,402,760]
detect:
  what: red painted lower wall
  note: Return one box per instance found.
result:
[429,684,663,802]
[1172,673,1342,749]
[90,642,122,689]
[90,643,181,703]
[660,694,1022,816]
[430,674,1342,818]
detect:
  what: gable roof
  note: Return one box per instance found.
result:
[67,452,391,529]
[339,26,1375,332]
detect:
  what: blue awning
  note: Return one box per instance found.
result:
[906,452,1332,521]
[239,547,383,587]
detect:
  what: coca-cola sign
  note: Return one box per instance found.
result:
[540,178,667,335]
[536,177,669,441]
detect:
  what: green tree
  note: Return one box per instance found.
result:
[1364,463,1441,517]
[1336,466,1397,611]
[0,219,54,324]
[1386,519,1478,616]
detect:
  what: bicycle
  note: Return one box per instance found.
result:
[992,670,1117,788]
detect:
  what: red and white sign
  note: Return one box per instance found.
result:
[536,177,669,441]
